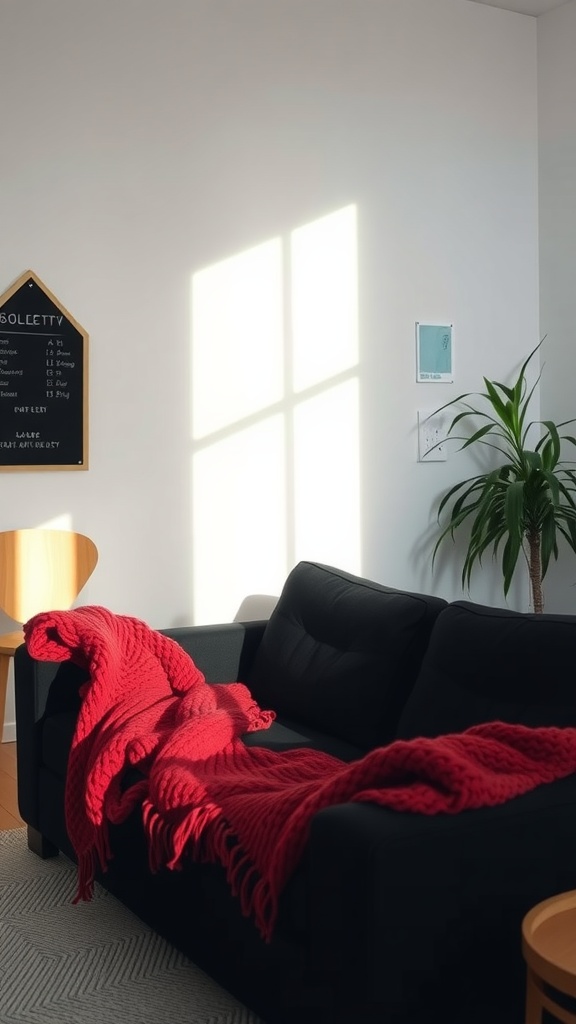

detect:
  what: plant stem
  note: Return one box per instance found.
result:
[526,529,543,614]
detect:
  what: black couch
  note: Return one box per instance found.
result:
[14,560,576,1024]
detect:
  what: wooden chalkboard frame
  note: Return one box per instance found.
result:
[0,270,89,471]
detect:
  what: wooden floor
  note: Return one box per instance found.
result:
[0,742,24,829]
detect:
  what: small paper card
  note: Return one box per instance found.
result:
[416,323,453,383]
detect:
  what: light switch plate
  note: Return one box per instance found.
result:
[418,410,448,462]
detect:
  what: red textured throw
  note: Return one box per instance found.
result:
[25,607,576,941]
[24,606,275,903]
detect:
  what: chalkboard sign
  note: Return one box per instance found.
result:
[0,270,88,470]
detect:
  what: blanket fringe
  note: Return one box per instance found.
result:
[73,823,112,903]
[141,797,276,939]
[73,850,96,903]
[189,813,277,940]
[143,799,174,873]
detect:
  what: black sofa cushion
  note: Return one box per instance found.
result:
[246,561,447,751]
[396,600,576,740]
[41,709,364,782]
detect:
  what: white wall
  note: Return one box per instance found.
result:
[538,0,576,612]
[0,0,539,735]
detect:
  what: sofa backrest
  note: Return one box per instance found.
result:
[246,561,447,751]
[396,600,576,740]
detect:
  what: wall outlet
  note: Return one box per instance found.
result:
[418,409,448,462]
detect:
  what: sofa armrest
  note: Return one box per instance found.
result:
[161,620,267,682]
[304,774,576,1023]
[14,644,88,828]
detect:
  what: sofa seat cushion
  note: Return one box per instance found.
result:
[396,600,576,740]
[246,560,447,751]
[243,716,363,761]
[40,709,363,782]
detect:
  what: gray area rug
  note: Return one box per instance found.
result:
[0,829,263,1023]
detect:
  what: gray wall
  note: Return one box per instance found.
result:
[538,0,576,612]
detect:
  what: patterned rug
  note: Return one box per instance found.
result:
[0,829,263,1023]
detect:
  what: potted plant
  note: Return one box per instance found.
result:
[429,340,576,613]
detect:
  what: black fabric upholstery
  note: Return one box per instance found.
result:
[41,711,77,778]
[307,777,576,1024]
[161,620,267,683]
[242,718,363,761]
[247,561,447,750]
[396,600,576,739]
[41,709,363,782]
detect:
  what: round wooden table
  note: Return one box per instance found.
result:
[522,889,576,1024]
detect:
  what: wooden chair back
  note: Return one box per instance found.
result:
[0,528,98,624]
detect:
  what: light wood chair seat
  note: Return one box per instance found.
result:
[0,529,98,740]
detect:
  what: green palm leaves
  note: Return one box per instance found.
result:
[430,341,576,612]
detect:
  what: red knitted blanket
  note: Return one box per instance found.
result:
[25,606,576,941]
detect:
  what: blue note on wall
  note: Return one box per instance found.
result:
[416,323,453,382]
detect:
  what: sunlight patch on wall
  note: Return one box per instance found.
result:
[293,378,361,571]
[37,514,73,530]
[190,204,360,624]
[192,416,287,625]
[291,205,359,392]
[191,238,284,439]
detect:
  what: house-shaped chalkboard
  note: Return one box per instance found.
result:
[0,270,88,470]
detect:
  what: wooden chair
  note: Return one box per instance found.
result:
[0,529,98,740]
[522,889,576,1024]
